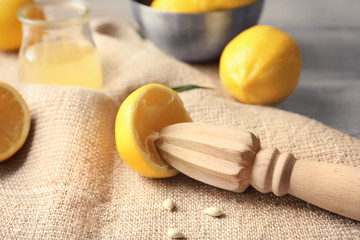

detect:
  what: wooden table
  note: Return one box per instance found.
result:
[87,0,360,138]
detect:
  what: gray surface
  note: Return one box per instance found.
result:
[87,0,360,138]
[262,1,360,138]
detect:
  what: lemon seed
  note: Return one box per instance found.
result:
[167,228,184,238]
[163,199,175,211]
[203,207,224,217]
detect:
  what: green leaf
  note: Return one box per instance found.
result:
[171,84,210,93]
[135,29,146,40]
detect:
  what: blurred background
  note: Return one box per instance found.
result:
[86,0,360,137]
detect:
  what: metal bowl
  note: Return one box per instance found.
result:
[130,0,264,62]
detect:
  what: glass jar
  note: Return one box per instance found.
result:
[18,0,103,90]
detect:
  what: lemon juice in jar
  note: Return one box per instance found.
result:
[19,40,103,89]
[18,0,103,90]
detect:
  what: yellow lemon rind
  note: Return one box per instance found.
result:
[115,84,192,178]
[0,81,31,162]
[219,25,301,105]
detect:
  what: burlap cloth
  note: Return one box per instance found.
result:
[1,20,359,239]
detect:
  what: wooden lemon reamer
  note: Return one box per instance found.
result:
[154,122,360,221]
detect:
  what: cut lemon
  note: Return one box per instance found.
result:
[0,81,31,162]
[115,84,192,178]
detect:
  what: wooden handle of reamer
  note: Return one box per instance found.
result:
[251,148,360,221]
[155,122,360,221]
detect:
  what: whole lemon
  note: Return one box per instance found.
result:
[0,0,34,51]
[219,25,302,105]
[151,0,258,13]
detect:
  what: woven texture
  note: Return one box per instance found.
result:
[1,20,359,239]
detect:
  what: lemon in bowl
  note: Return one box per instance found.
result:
[151,0,259,13]
[130,0,264,62]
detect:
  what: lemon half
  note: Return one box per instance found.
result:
[115,84,192,178]
[0,81,31,161]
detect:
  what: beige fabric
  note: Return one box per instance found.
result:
[1,20,359,239]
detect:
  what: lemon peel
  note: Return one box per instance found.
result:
[115,84,192,178]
